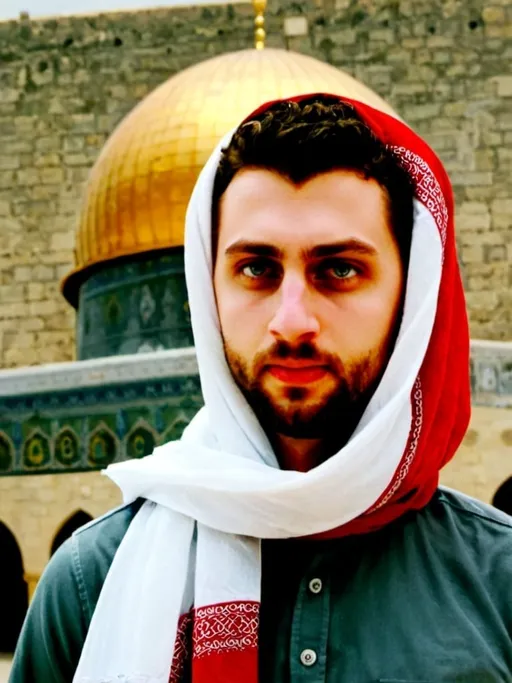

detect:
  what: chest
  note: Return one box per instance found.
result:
[258,539,512,683]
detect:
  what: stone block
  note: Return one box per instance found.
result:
[19,317,45,332]
[371,28,395,44]
[482,6,506,23]
[63,136,85,153]
[283,16,308,37]
[464,186,494,202]
[451,171,493,187]
[0,155,21,170]
[3,88,21,104]
[461,245,483,264]
[17,169,40,186]
[457,201,489,215]
[0,301,30,319]
[3,331,36,350]
[402,103,442,121]
[14,266,32,282]
[492,76,512,97]
[35,136,61,153]
[497,147,512,162]
[29,299,59,316]
[35,153,61,167]
[50,231,75,251]
[484,244,507,263]
[63,153,90,167]
[27,282,45,301]
[492,213,511,230]
[32,264,55,282]
[455,212,492,231]
[70,113,96,134]
[39,249,74,266]
[391,82,428,96]
[491,199,512,214]
[40,167,65,185]
[31,184,61,200]
[0,199,10,216]
[0,171,15,190]
[1,283,25,302]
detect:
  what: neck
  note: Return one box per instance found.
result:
[273,434,335,472]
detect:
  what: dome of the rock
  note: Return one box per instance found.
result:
[62,47,397,307]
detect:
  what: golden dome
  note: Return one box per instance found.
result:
[62,48,396,306]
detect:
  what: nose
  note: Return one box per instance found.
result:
[268,274,320,343]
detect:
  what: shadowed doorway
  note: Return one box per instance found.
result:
[492,477,512,516]
[51,510,93,556]
[0,522,28,653]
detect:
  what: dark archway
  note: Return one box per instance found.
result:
[0,522,28,653]
[51,510,93,557]
[492,477,512,516]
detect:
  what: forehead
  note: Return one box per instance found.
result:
[217,168,392,252]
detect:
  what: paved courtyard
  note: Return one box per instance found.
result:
[0,655,11,682]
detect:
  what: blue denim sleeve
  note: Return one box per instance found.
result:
[9,535,88,683]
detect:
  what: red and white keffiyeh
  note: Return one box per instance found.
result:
[73,95,470,683]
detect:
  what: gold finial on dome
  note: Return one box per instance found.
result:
[253,0,267,50]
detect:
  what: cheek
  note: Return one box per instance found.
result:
[214,278,267,348]
[326,271,403,351]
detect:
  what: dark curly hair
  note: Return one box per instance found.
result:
[212,96,415,271]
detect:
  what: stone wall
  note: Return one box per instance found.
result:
[0,0,511,369]
[0,470,121,597]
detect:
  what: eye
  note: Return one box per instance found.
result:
[329,263,357,279]
[317,259,359,281]
[239,259,278,280]
[242,263,267,278]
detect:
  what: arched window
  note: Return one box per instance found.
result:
[0,522,28,653]
[492,477,512,516]
[50,510,93,557]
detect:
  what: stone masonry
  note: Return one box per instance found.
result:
[0,0,511,369]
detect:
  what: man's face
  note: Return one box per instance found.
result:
[213,168,404,441]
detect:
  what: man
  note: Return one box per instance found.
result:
[11,95,512,683]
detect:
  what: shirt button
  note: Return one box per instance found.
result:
[300,648,317,667]
[308,578,323,594]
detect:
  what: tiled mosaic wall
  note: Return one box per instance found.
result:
[0,0,511,369]
[0,373,202,476]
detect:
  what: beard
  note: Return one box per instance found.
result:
[224,339,386,445]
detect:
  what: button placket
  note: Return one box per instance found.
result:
[289,561,330,682]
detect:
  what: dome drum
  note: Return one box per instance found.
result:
[76,250,192,360]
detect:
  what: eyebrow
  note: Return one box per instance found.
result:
[224,239,378,259]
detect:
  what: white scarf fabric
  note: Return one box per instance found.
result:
[73,127,443,682]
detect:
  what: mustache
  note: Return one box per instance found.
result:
[253,340,343,374]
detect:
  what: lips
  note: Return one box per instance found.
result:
[267,365,328,385]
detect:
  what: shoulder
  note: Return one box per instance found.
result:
[70,498,144,620]
[418,487,512,582]
[9,499,143,683]
[434,486,512,533]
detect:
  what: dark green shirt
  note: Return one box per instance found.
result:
[10,488,512,682]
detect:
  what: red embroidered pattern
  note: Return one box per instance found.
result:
[169,612,193,683]
[193,602,259,659]
[369,377,423,512]
[390,145,448,248]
